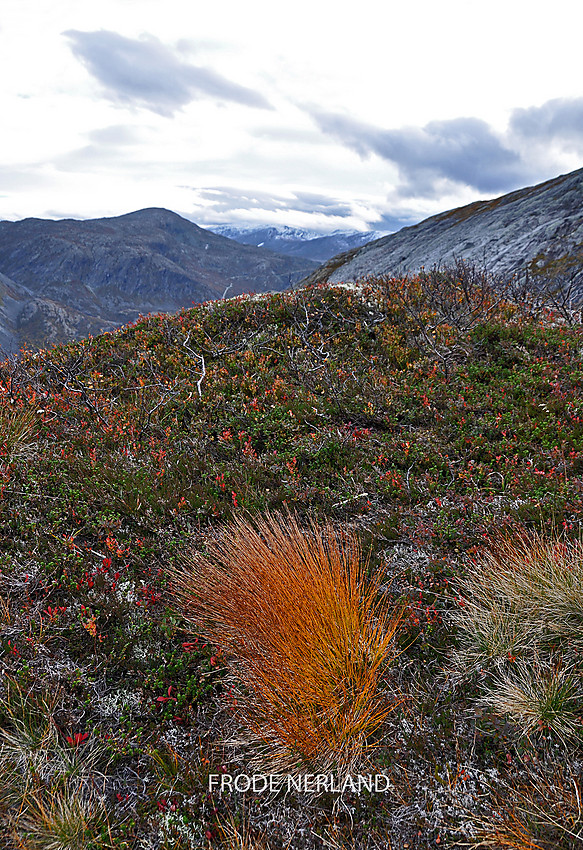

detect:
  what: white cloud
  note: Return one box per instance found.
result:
[1,0,583,230]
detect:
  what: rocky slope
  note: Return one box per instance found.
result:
[307,168,583,292]
[0,208,317,353]
[209,224,388,263]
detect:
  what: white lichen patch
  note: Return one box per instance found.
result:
[115,579,137,604]
[156,811,204,848]
[96,688,142,718]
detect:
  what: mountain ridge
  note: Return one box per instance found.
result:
[208,223,389,263]
[0,208,317,352]
[306,167,583,292]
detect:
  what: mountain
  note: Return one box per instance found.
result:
[0,208,317,353]
[208,224,388,263]
[306,167,583,293]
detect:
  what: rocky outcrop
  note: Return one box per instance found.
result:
[314,168,583,292]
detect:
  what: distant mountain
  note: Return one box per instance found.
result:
[0,209,317,352]
[305,168,583,295]
[208,224,388,263]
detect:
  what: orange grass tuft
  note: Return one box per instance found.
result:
[169,510,403,778]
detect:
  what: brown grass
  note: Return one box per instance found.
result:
[0,404,38,462]
[471,762,583,849]
[451,528,583,744]
[169,510,403,778]
[451,529,583,674]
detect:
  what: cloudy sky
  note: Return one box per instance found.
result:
[2,0,583,233]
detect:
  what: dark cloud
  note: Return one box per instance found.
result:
[308,110,530,198]
[64,30,272,116]
[292,191,353,217]
[180,184,422,232]
[509,97,583,148]
[374,211,421,232]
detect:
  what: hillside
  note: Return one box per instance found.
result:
[208,224,388,263]
[307,167,583,292]
[0,209,316,353]
[1,267,582,848]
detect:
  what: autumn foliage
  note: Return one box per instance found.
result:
[170,510,403,777]
[3,266,583,845]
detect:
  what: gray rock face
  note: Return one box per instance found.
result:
[0,208,317,353]
[0,272,32,354]
[320,168,583,289]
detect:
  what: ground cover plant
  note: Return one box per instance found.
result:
[451,530,583,734]
[0,262,582,847]
[169,510,404,779]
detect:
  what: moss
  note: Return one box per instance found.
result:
[526,249,583,278]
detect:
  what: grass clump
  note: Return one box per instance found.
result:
[170,510,403,778]
[451,529,583,743]
[0,681,114,849]
[6,784,111,850]
[479,662,582,744]
[452,530,583,668]
[0,403,38,463]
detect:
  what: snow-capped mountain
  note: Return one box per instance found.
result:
[208,224,389,263]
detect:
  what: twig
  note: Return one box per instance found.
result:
[182,333,206,398]
[332,492,368,508]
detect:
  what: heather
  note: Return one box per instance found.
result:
[1,266,582,848]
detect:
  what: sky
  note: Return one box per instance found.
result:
[2,0,583,233]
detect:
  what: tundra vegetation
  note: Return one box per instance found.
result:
[0,262,582,848]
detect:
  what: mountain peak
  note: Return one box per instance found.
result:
[207,223,389,263]
[0,210,317,352]
[96,207,209,234]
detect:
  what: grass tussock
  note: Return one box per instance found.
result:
[451,529,583,743]
[479,662,583,744]
[6,784,112,850]
[0,404,38,462]
[452,530,583,667]
[0,682,113,850]
[170,510,403,778]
